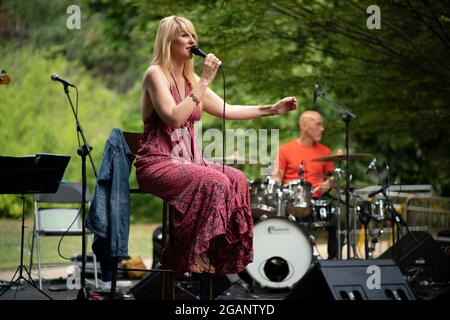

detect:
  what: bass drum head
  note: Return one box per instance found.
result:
[245,217,313,289]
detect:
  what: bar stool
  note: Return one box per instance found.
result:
[108,131,213,300]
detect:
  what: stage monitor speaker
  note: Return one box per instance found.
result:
[128,272,232,300]
[286,259,415,300]
[378,231,450,283]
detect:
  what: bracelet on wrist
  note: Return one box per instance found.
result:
[260,104,276,117]
[189,92,200,105]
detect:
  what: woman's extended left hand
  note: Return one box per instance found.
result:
[272,96,298,115]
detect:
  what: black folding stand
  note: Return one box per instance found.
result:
[0,154,70,299]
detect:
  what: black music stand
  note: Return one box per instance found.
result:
[0,153,70,299]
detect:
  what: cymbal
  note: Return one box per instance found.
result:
[312,153,370,162]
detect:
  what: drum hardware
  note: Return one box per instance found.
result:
[287,214,296,222]
[331,167,344,259]
[368,227,384,258]
[356,201,372,259]
[362,161,417,262]
[276,189,284,217]
[304,230,325,259]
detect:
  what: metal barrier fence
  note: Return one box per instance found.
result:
[404,195,450,238]
[350,185,450,258]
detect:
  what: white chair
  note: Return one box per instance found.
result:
[29,182,98,290]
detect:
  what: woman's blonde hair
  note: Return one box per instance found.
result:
[152,15,198,86]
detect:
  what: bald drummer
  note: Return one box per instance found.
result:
[272,110,340,259]
[272,110,334,197]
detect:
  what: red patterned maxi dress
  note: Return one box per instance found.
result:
[135,81,253,275]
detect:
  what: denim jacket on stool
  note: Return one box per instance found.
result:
[86,128,135,259]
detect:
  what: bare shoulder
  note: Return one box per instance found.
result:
[143,65,167,87]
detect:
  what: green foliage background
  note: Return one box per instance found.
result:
[1,0,449,221]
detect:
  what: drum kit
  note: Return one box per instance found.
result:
[243,152,395,290]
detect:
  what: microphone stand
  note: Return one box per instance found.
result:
[368,183,418,264]
[60,83,98,300]
[315,90,357,259]
[333,168,343,260]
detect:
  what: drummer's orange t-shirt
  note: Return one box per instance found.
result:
[276,139,334,192]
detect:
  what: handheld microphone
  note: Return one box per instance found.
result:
[365,158,377,175]
[190,45,207,58]
[51,73,76,88]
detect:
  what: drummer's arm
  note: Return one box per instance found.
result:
[272,150,285,183]
[313,177,333,195]
[272,168,284,184]
[313,158,335,195]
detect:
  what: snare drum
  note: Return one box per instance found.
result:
[245,217,313,289]
[249,178,280,217]
[284,180,312,217]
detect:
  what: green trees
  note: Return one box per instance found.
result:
[0,47,123,217]
[1,0,449,221]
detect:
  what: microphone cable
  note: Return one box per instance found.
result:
[192,45,226,173]
[219,65,226,174]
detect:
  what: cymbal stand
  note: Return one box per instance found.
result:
[315,87,357,259]
[332,167,343,260]
[277,188,283,217]
[352,191,359,257]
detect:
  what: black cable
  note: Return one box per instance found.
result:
[57,206,83,261]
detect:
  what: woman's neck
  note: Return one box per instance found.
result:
[170,60,185,78]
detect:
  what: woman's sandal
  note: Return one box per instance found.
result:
[192,253,216,273]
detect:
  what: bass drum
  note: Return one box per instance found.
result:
[245,217,313,289]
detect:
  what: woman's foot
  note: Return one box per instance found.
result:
[192,253,216,273]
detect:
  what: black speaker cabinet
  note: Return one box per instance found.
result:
[286,259,415,300]
[379,231,450,282]
[128,272,232,300]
